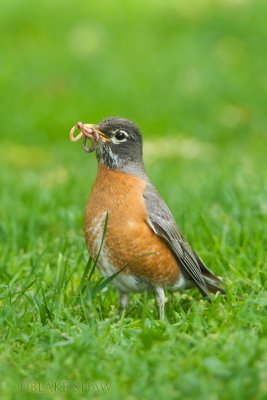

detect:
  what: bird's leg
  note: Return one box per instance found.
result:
[154,287,166,321]
[119,291,129,314]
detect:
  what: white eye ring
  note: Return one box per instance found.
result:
[112,129,128,143]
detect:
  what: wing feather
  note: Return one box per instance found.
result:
[144,183,215,297]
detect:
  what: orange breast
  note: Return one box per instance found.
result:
[84,164,180,285]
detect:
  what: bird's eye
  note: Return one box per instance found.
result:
[115,130,127,141]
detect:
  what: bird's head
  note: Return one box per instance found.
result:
[70,117,144,173]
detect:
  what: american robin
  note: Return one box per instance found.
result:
[70,117,224,320]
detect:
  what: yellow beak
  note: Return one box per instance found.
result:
[83,124,110,142]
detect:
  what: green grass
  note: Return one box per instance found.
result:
[1,0,267,399]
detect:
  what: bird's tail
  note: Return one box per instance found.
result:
[203,276,225,294]
[194,252,225,295]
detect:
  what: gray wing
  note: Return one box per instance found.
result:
[143,183,211,297]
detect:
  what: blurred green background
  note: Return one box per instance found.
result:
[1,1,267,399]
[1,0,267,144]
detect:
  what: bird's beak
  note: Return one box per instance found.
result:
[82,123,110,142]
[70,122,109,143]
[70,121,110,153]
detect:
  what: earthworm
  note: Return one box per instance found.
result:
[69,122,100,153]
[82,135,95,153]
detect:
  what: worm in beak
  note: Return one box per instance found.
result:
[69,122,108,153]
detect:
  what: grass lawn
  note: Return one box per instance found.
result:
[1,1,267,399]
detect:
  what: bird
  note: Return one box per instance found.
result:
[70,117,224,320]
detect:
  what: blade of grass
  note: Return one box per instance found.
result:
[11,279,37,305]
[91,252,159,297]
[87,212,109,282]
[39,281,52,323]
